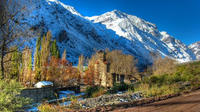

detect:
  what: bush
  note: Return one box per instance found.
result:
[0,80,31,112]
[108,83,129,94]
[38,104,74,112]
[134,61,200,97]
[68,96,82,109]
[38,104,57,112]
[134,83,180,97]
[85,86,105,98]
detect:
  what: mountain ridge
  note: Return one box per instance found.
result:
[87,9,196,62]
[15,0,196,65]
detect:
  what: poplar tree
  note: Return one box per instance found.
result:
[50,39,60,58]
[21,47,32,84]
[62,49,67,60]
[40,31,52,80]
[34,37,41,81]
[78,55,84,73]
[41,31,51,66]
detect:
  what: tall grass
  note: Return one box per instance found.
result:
[134,61,200,97]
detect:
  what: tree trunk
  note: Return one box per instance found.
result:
[0,40,5,79]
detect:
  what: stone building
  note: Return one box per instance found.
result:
[92,50,136,87]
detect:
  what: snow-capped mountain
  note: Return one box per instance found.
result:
[15,0,196,65]
[87,10,196,62]
[189,42,200,60]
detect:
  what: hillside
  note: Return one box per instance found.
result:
[15,0,196,65]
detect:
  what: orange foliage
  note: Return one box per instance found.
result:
[43,56,80,87]
[84,65,95,86]
[83,64,101,86]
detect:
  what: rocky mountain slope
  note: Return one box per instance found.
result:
[87,10,196,62]
[16,0,196,65]
[189,42,200,60]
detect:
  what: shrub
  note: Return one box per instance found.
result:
[38,104,57,112]
[0,80,31,112]
[134,83,180,97]
[85,86,105,98]
[68,96,82,109]
[38,104,74,112]
[92,87,106,97]
[108,83,129,94]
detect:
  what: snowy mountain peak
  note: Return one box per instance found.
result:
[189,42,200,60]
[106,9,127,17]
[15,0,196,65]
[88,10,196,62]
[46,0,81,16]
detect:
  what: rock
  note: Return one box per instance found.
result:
[79,92,143,108]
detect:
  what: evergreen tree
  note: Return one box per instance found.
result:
[50,39,60,58]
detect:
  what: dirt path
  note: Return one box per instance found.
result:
[112,90,200,112]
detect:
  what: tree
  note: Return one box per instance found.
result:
[105,50,138,75]
[44,56,80,87]
[62,49,67,60]
[0,0,31,79]
[50,39,60,58]
[84,65,95,86]
[78,55,84,74]
[34,37,42,81]
[21,47,33,86]
[4,46,21,79]
[152,56,177,75]
[41,31,51,67]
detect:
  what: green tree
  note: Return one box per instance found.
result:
[40,31,52,80]
[50,39,60,58]
[41,31,51,66]
[4,47,21,80]
[0,79,31,112]
[34,37,41,81]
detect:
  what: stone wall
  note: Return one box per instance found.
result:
[21,87,56,103]
[21,86,80,103]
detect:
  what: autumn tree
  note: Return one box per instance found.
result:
[84,65,95,86]
[152,56,177,75]
[0,0,31,79]
[106,50,138,75]
[44,56,80,87]
[84,50,138,86]
[21,47,33,86]
[62,49,67,60]
[78,55,85,75]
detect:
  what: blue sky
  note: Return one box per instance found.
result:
[61,0,200,45]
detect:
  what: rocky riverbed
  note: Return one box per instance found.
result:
[79,92,142,108]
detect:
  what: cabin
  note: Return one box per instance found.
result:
[92,51,136,87]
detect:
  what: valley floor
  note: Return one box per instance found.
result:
[112,90,200,112]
